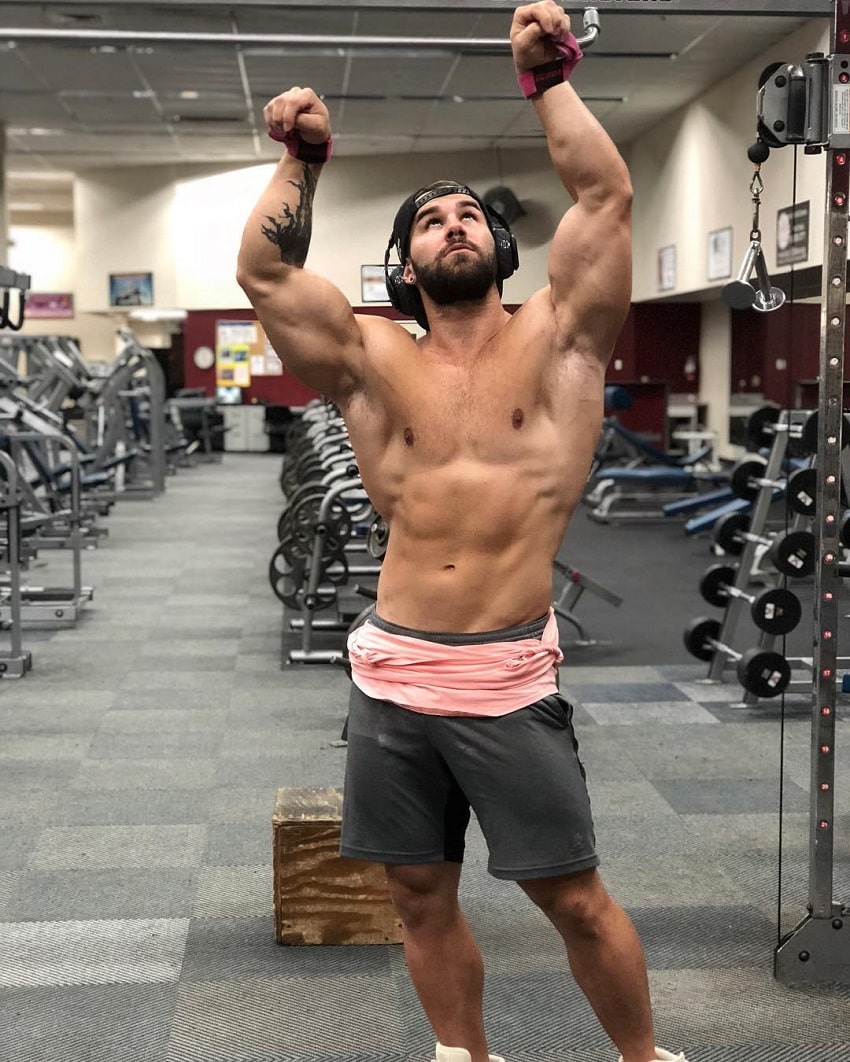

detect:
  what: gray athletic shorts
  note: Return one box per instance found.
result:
[340,613,598,881]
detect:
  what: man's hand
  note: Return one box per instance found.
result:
[264,86,331,144]
[510,1,572,72]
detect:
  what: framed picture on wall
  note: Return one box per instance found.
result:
[707,227,733,281]
[360,264,389,303]
[657,245,676,292]
[109,271,154,307]
[25,292,74,319]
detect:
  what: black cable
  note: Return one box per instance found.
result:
[776,143,800,946]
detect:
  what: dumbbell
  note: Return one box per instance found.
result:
[713,512,815,578]
[699,564,802,635]
[746,406,850,454]
[683,616,791,698]
[729,456,820,517]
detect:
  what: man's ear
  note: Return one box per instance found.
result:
[402,261,416,285]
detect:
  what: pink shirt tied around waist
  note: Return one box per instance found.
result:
[347,608,563,717]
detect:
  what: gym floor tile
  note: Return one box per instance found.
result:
[113,687,230,711]
[646,967,850,1043]
[0,917,189,987]
[582,777,679,817]
[216,728,291,758]
[118,669,237,692]
[681,812,808,851]
[2,867,199,921]
[0,789,56,828]
[203,820,272,866]
[100,707,230,732]
[0,759,79,792]
[205,786,280,824]
[0,983,178,1062]
[86,728,224,760]
[670,680,759,703]
[563,665,670,684]
[594,812,708,857]
[211,755,304,789]
[561,681,684,702]
[702,698,813,724]
[28,824,208,871]
[49,787,214,827]
[0,828,41,872]
[601,855,748,908]
[192,865,272,919]
[650,776,809,815]
[0,699,112,727]
[168,974,407,1056]
[70,757,219,791]
[483,970,612,1054]
[630,904,774,969]
[580,700,720,725]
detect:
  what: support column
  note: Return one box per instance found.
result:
[698,299,732,457]
[0,122,8,265]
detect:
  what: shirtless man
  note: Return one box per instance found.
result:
[237,5,688,1062]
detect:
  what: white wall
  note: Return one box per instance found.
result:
[630,19,830,303]
[83,146,565,313]
[8,214,117,359]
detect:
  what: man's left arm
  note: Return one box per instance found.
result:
[511,2,633,365]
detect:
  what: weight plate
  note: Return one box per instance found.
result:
[770,529,816,578]
[698,564,736,608]
[269,544,306,608]
[730,456,768,502]
[786,467,818,517]
[714,511,750,555]
[750,586,802,635]
[801,411,850,456]
[746,405,781,450]
[683,616,722,661]
[736,648,791,699]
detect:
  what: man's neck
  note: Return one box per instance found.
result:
[419,292,511,358]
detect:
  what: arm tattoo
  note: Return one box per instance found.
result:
[260,164,317,266]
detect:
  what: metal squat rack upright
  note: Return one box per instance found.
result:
[747,0,850,985]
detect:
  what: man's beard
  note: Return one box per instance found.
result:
[412,245,498,307]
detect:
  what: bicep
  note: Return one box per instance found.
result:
[547,197,632,359]
[248,267,364,402]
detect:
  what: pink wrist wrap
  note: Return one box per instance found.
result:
[516,33,583,99]
[268,127,333,164]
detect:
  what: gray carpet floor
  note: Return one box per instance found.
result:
[1,453,848,1062]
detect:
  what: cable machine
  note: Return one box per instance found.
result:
[728,0,850,986]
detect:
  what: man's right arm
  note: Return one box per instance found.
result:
[236,87,363,403]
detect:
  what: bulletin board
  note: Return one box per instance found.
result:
[215,319,283,388]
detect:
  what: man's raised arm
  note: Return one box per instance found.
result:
[236,87,363,401]
[511,2,633,363]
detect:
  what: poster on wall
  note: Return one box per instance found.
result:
[109,272,154,307]
[707,227,732,281]
[25,292,74,319]
[361,265,389,303]
[657,245,676,292]
[215,320,254,388]
[776,201,809,267]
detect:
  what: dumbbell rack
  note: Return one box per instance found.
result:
[705,412,810,691]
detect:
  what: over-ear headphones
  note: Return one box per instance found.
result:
[383,181,519,330]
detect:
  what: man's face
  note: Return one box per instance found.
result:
[404,194,498,307]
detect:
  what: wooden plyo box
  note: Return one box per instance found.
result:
[272,786,403,946]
